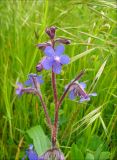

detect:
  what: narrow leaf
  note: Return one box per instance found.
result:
[70,48,96,63]
[89,58,108,92]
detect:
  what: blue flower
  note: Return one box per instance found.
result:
[16,82,23,96]
[25,74,44,87]
[26,150,38,160]
[22,144,38,160]
[22,144,44,160]
[42,45,70,74]
[68,82,97,102]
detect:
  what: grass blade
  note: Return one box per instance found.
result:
[70,48,97,63]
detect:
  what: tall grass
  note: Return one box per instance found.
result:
[0,0,116,159]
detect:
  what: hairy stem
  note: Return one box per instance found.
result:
[52,104,59,147]
[51,38,59,147]
[37,92,52,128]
[32,77,52,129]
[51,71,85,146]
[51,71,58,147]
[52,71,58,107]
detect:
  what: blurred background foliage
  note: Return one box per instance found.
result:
[0,0,116,159]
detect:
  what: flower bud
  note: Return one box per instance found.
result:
[55,38,71,45]
[42,148,65,160]
[45,26,57,39]
[36,63,43,72]
[37,42,51,51]
[36,57,47,72]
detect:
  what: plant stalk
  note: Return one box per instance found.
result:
[51,71,58,147]
[52,71,58,107]
[32,77,52,129]
[51,71,84,146]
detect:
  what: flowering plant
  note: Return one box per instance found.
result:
[16,26,97,160]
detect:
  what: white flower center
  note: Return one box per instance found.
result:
[54,56,60,62]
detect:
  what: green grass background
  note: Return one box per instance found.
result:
[0,0,116,159]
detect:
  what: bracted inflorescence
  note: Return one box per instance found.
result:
[16,26,97,160]
[67,81,97,102]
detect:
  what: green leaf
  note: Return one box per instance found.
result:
[94,144,104,160]
[85,153,94,160]
[88,135,103,151]
[70,48,97,63]
[70,143,84,160]
[89,58,108,92]
[27,125,51,155]
[99,152,110,160]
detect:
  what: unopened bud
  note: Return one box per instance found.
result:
[42,148,65,160]
[37,42,51,51]
[36,63,43,72]
[55,38,71,45]
[45,26,57,39]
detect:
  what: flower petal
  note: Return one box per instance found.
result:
[60,55,70,64]
[69,90,75,100]
[25,79,32,86]
[53,62,62,74]
[42,57,53,70]
[17,82,23,86]
[37,75,44,84]
[29,144,34,150]
[79,97,90,103]
[16,89,22,95]
[44,46,55,57]
[55,45,65,56]
[26,150,38,160]
[79,82,86,89]
[89,93,97,97]
[16,83,23,96]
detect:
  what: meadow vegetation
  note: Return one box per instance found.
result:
[0,0,116,159]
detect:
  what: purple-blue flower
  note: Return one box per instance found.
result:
[26,150,38,160]
[16,82,23,96]
[25,74,43,87]
[22,144,44,160]
[41,45,70,74]
[68,82,97,102]
[22,144,38,160]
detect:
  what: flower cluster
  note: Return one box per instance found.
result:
[16,26,97,160]
[22,145,64,160]
[36,26,70,74]
[25,74,43,87]
[16,74,43,96]
[67,81,97,102]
